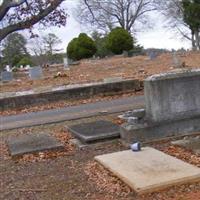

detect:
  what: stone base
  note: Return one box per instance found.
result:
[120,116,200,144]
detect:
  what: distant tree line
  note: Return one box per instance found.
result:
[0,0,199,69]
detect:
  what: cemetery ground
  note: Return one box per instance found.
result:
[1,51,200,93]
[0,114,200,200]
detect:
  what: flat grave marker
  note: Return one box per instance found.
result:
[95,147,200,194]
[7,133,64,157]
[1,71,13,82]
[66,120,120,143]
[29,66,43,80]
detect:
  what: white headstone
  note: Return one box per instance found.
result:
[6,65,11,72]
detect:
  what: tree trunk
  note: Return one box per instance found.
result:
[194,30,200,50]
[191,31,197,50]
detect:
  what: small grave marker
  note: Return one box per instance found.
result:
[67,120,120,143]
[172,52,181,68]
[123,51,128,57]
[29,66,43,80]
[7,133,64,157]
[148,51,157,60]
[6,65,11,72]
[63,57,69,69]
[1,71,13,82]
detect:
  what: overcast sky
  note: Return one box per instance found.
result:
[31,0,191,52]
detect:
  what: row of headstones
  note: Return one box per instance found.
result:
[124,50,183,67]
[0,57,74,82]
[0,66,44,82]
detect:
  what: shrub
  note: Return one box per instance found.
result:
[106,27,133,55]
[67,33,97,60]
[91,31,112,58]
[17,56,32,67]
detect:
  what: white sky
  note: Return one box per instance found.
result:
[30,0,191,52]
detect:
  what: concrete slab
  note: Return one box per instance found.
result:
[95,147,200,194]
[7,133,64,157]
[172,136,200,154]
[67,120,120,143]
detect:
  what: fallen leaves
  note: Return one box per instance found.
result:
[1,52,200,94]
[84,161,132,198]
[157,145,200,167]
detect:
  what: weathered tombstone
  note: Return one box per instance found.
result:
[145,69,200,122]
[29,66,43,80]
[66,120,120,143]
[7,133,64,157]
[172,52,181,68]
[120,69,200,143]
[123,51,128,57]
[1,71,13,82]
[148,51,157,60]
[63,57,69,69]
[67,58,74,65]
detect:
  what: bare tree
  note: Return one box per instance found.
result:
[77,0,156,33]
[42,33,62,55]
[0,0,67,41]
[155,0,200,50]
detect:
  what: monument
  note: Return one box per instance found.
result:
[29,66,43,80]
[1,71,13,82]
[63,57,69,69]
[120,69,200,143]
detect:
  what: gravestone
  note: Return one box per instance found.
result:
[29,66,43,80]
[148,51,157,60]
[120,69,200,143]
[1,71,13,82]
[63,57,69,69]
[6,65,11,72]
[172,52,181,68]
[66,120,120,143]
[123,51,128,57]
[145,69,200,122]
[67,58,74,65]
[7,133,64,157]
